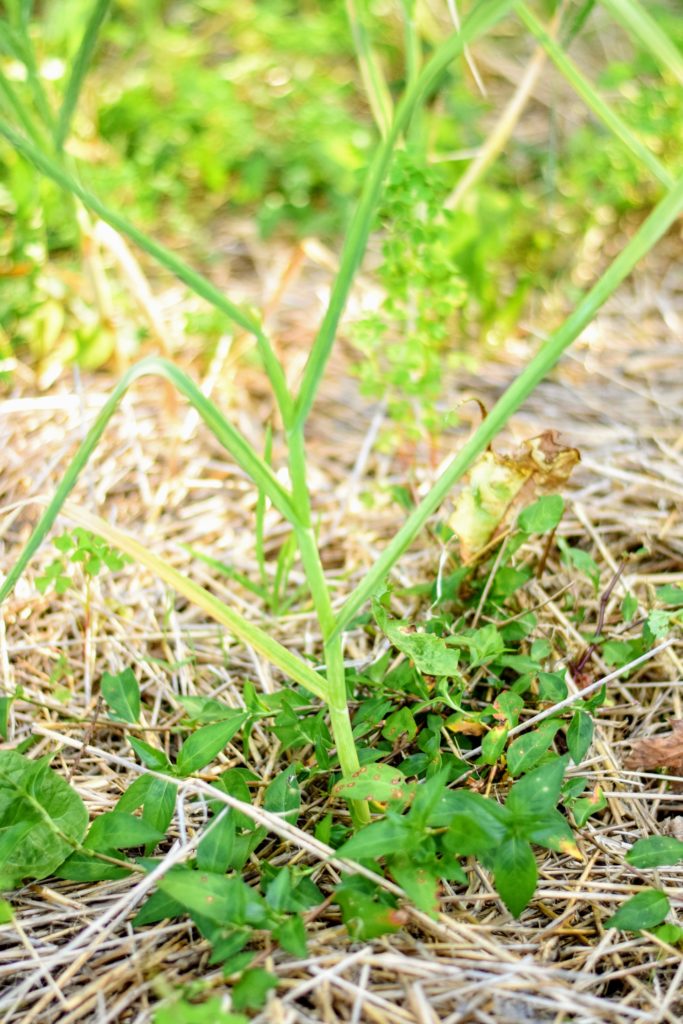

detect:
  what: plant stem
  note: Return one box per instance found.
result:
[288,429,370,825]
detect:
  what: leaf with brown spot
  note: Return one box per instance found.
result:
[332,763,415,803]
[625,721,683,789]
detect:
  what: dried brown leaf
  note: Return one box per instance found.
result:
[625,720,683,786]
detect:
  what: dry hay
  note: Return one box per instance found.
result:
[0,227,682,1024]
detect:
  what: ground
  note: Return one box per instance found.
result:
[1,224,682,1024]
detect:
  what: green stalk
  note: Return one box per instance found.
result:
[600,0,683,86]
[55,0,112,152]
[0,65,48,147]
[293,0,514,430]
[516,3,673,189]
[345,0,393,138]
[287,427,368,823]
[0,121,293,425]
[0,357,298,608]
[333,172,683,635]
[0,17,54,131]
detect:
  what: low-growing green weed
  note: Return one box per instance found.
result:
[1,0,683,997]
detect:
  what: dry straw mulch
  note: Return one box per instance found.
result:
[0,226,682,1024]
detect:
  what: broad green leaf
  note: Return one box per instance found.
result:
[115,773,153,813]
[408,768,451,830]
[481,725,508,765]
[272,914,308,958]
[571,785,607,827]
[196,811,236,875]
[652,923,683,946]
[133,888,186,927]
[128,737,172,772]
[334,876,403,940]
[645,609,671,640]
[264,868,322,914]
[374,603,461,677]
[0,900,13,923]
[491,837,537,917]
[626,836,683,869]
[430,787,511,829]
[153,996,247,1024]
[85,812,163,850]
[336,818,413,861]
[232,968,278,1011]
[494,691,524,726]
[264,769,301,823]
[442,792,511,855]
[506,755,568,817]
[567,710,593,764]
[101,668,140,723]
[0,751,88,888]
[176,717,246,776]
[142,778,177,839]
[518,809,579,855]
[382,707,417,742]
[177,696,244,724]
[538,671,568,702]
[333,764,413,804]
[158,867,268,929]
[56,850,131,882]
[506,720,561,776]
[390,854,439,915]
[605,889,670,931]
[656,585,683,607]
[517,495,564,534]
[468,624,505,667]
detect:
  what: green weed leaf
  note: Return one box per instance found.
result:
[517,495,564,534]
[605,889,670,931]
[567,710,594,764]
[176,717,247,776]
[491,837,537,917]
[101,668,140,723]
[231,968,278,1011]
[507,720,561,776]
[626,836,683,868]
[153,996,247,1024]
[336,817,413,861]
[0,750,88,888]
[333,764,413,804]
[506,755,568,817]
[128,737,172,772]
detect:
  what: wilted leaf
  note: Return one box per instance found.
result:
[448,431,579,560]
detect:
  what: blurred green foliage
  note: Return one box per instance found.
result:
[1,0,682,401]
